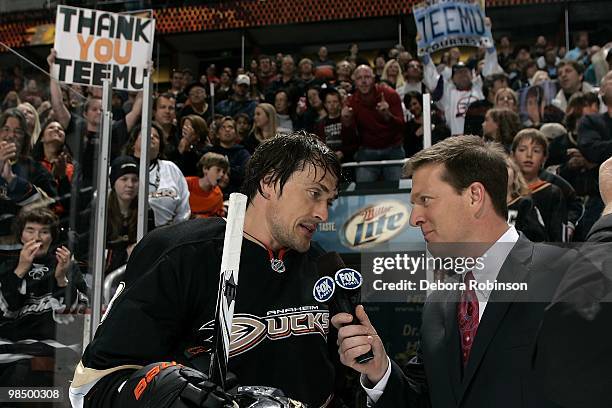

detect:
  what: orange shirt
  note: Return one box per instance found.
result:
[186,176,225,218]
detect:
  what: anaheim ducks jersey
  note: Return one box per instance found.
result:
[69,218,339,408]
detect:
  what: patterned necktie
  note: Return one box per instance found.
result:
[457,271,479,366]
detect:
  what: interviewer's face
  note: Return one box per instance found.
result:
[409,163,471,243]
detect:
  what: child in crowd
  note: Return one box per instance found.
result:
[186,152,229,218]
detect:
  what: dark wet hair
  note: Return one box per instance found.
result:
[241,130,341,205]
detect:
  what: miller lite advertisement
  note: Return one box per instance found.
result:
[316,192,424,253]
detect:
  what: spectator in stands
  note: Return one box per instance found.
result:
[533,36,548,59]
[274,89,295,132]
[573,74,612,237]
[566,31,590,63]
[244,103,279,154]
[175,115,210,177]
[215,70,233,102]
[2,91,20,111]
[346,43,369,67]
[506,156,547,241]
[203,116,251,198]
[0,109,57,249]
[298,85,327,133]
[298,58,322,90]
[47,50,142,186]
[182,69,194,90]
[215,74,258,121]
[553,60,594,111]
[512,129,568,241]
[523,84,565,128]
[493,88,518,113]
[167,69,186,110]
[124,123,190,227]
[257,55,277,92]
[397,51,413,73]
[18,79,43,109]
[422,19,503,135]
[530,70,551,86]
[234,113,251,144]
[464,73,509,136]
[373,55,386,81]
[537,47,560,79]
[335,60,353,85]
[17,102,41,147]
[315,87,354,161]
[32,119,73,213]
[105,155,152,275]
[381,59,405,91]
[266,55,302,105]
[396,59,426,98]
[482,108,522,150]
[497,35,514,70]
[206,64,219,85]
[186,152,228,218]
[247,72,265,103]
[342,65,405,182]
[180,82,212,124]
[314,46,335,80]
[153,93,179,160]
[0,207,87,387]
[403,91,449,158]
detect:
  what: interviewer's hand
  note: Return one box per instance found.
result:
[332,305,389,384]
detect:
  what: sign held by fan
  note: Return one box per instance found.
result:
[413,0,493,56]
[51,5,155,91]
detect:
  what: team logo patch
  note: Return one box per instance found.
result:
[313,276,335,303]
[334,268,362,290]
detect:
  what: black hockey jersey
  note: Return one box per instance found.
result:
[70,218,339,407]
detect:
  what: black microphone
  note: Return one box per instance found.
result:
[315,251,374,364]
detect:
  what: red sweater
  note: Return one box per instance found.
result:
[344,85,405,149]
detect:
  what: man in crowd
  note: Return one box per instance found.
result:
[314,46,335,80]
[69,132,345,408]
[167,69,187,110]
[203,116,251,198]
[265,55,302,105]
[153,93,179,159]
[553,60,594,111]
[422,18,503,135]
[215,74,258,120]
[342,65,405,182]
[256,54,277,92]
[333,135,575,407]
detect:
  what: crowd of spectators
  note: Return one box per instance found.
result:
[0,20,611,385]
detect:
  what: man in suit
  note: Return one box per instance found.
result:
[535,155,612,408]
[332,135,574,407]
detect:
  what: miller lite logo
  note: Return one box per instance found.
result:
[342,201,410,248]
[335,268,362,290]
[313,276,335,303]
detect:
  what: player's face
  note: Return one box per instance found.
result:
[267,163,338,252]
[409,163,472,243]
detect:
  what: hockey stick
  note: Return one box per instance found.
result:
[209,193,248,389]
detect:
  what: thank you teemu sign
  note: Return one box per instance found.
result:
[52,6,155,91]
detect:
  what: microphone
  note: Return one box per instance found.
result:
[315,251,374,364]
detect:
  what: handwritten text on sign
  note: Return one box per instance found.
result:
[413,0,492,56]
[52,6,155,91]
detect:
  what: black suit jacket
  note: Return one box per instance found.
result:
[375,236,574,408]
[535,214,612,408]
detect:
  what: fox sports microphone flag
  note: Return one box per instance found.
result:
[209,193,247,389]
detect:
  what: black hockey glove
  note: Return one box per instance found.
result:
[115,362,237,408]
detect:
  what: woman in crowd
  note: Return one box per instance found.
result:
[17,102,41,146]
[105,155,154,275]
[380,59,405,91]
[482,108,522,151]
[494,87,519,112]
[403,91,450,157]
[0,207,87,386]
[243,103,279,154]
[32,119,74,215]
[123,122,190,227]
[506,156,547,241]
[234,113,251,144]
[176,114,210,177]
